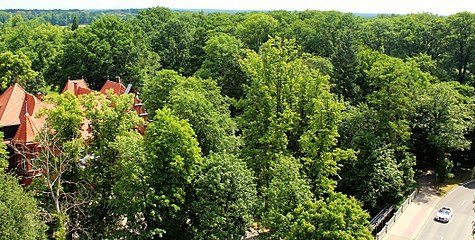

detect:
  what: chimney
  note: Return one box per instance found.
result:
[74,82,78,96]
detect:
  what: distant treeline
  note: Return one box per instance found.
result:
[0,9,141,26]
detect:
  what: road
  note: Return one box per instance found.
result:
[416,181,475,240]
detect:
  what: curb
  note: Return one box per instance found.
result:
[413,178,475,240]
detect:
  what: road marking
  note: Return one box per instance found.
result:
[461,200,466,206]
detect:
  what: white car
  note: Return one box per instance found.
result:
[434,206,453,223]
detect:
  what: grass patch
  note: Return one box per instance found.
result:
[438,167,473,194]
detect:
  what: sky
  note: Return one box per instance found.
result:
[0,0,474,15]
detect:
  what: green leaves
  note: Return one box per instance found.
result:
[0,173,47,240]
[0,50,40,92]
[40,91,84,140]
[144,107,202,238]
[236,12,278,51]
[260,154,313,237]
[195,33,246,100]
[170,77,241,156]
[141,69,184,118]
[286,192,372,240]
[60,16,150,89]
[191,153,257,240]
[412,81,474,179]
[238,37,345,195]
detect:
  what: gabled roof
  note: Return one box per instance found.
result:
[0,84,42,127]
[62,79,94,97]
[100,80,128,95]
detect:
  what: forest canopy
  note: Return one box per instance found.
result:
[1,7,475,239]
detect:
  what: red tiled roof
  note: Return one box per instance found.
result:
[0,79,145,146]
[0,84,43,127]
[62,79,94,97]
[13,113,39,143]
[100,80,127,95]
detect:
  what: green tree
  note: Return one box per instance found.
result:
[169,76,241,156]
[140,69,184,119]
[366,55,430,151]
[71,16,78,30]
[151,15,197,75]
[31,92,85,239]
[412,82,474,180]
[330,28,361,103]
[260,155,313,238]
[338,105,406,211]
[285,192,372,240]
[60,16,153,89]
[391,13,447,60]
[293,11,358,58]
[238,37,345,194]
[144,107,203,239]
[0,16,64,82]
[191,152,257,240]
[195,33,246,100]
[80,91,144,238]
[236,12,278,51]
[0,173,47,240]
[360,15,398,55]
[443,12,475,84]
[108,131,158,239]
[338,55,430,210]
[0,50,42,92]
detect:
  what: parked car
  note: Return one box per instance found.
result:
[434,206,453,223]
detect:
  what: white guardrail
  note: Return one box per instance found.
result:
[374,190,418,240]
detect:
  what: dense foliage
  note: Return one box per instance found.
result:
[0,173,46,239]
[1,7,475,239]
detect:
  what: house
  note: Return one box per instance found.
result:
[0,79,148,185]
[0,84,52,185]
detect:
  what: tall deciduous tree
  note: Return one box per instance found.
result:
[412,82,474,180]
[443,12,475,84]
[339,55,430,210]
[0,16,64,83]
[338,104,406,211]
[0,50,42,92]
[170,76,241,156]
[236,12,278,51]
[31,92,85,239]
[260,154,313,238]
[285,192,372,240]
[60,16,153,89]
[195,33,246,100]
[152,15,197,75]
[144,107,202,239]
[108,131,155,239]
[191,152,257,240]
[141,69,184,119]
[80,91,144,238]
[238,37,346,194]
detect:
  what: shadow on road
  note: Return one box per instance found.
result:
[413,171,438,205]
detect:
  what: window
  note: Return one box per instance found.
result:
[20,158,27,170]
[30,157,37,169]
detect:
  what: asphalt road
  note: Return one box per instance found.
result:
[416,181,475,240]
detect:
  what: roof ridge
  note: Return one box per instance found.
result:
[0,84,29,126]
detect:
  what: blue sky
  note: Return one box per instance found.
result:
[0,0,473,15]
